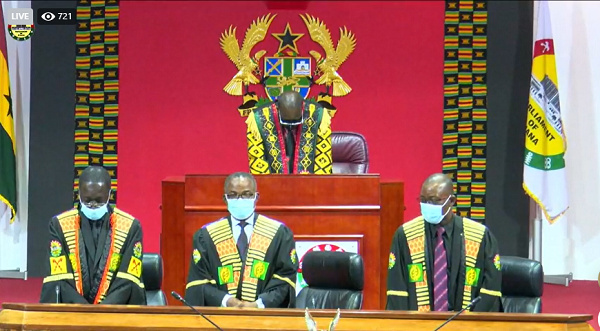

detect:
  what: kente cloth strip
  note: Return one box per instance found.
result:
[443,0,488,222]
[73,0,120,205]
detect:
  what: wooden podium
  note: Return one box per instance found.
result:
[161,174,404,309]
[0,303,593,330]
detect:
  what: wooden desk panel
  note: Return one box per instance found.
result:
[0,304,593,331]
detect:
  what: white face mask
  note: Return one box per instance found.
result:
[226,194,256,220]
[80,194,110,221]
[420,196,452,225]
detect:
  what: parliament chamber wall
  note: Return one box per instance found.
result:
[18,0,591,325]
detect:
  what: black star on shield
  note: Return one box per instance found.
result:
[272,23,303,54]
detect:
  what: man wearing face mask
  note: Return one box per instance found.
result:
[40,166,146,305]
[245,90,333,174]
[185,172,298,308]
[386,173,502,312]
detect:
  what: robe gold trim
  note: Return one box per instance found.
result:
[387,290,409,297]
[57,207,134,304]
[186,279,217,289]
[206,215,280,302]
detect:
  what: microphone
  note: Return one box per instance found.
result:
[432,296,481,331]
[55,284,60,304]
[171,291,224,331]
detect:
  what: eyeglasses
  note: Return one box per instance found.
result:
[224,192,256,200]
[79,191,111,208]
[279,118,303,126]
[417,196,451,205]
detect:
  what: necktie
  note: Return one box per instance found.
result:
[237,220,248,261]
[433,226,449,311]
[284,126,296,172]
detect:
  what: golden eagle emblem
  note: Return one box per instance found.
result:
[305,308,341,331]
[220,14,277,96]
[300,14,356,97]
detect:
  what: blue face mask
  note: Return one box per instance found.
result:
[420,196,452,225]
[226,195,256,220]
[80,197,109,221]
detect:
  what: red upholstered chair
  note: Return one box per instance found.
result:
[331,131,369,174]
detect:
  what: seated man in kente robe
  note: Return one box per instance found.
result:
[40,166,146,305]
[246,91,332,174]
[386,173,502,312]
[185,172,298,308]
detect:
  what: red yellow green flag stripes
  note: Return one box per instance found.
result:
[523,0,568,223]
[0,5,17,223]
[443,0,488,221]
[73,0,120,205]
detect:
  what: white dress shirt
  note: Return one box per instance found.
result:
[221,214,265,308]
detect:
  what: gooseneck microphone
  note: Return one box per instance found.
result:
[432,296,481,331]
[55,284,60,304]
[171,291,224,331]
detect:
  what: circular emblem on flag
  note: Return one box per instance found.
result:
[388,252,396,269]
[8,24,34,41]
[50,240,62,257]
[493,254,501,271]
[193,249,201,264]
[290,248,297,264]
[133,242,142,258]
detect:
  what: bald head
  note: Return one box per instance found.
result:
[224,172,257,192]
[422,173,453,196]
[79,166,111,207]
[419,173,455,223]
[80,166,111,188]
[277,91,303,122]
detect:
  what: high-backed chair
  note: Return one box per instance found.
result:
[142,253,167,306]
[500,256,543,313]
[296,251,364,309]
[331,131,369,174]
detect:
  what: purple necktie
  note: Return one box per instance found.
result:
[433,226,449,311]
[237,220,248,261]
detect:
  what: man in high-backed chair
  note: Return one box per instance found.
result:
[185,172,298,308]
[40,166,146,304]
[386,173,502,312]
[245,91,332,174]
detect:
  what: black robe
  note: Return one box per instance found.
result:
[185,214,298,308]
[386,215,502,312]
[40,207,146,305]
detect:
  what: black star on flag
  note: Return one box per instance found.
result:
[272,23,303,54]
[5,90,12,118]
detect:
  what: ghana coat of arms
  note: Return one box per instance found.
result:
[219,13,357,117]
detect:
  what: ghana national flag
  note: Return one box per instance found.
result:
[523,0,568,224]
[0,4,16,224]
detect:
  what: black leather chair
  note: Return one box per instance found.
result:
[331,131,369,174]
[500,256,543,313]
[296,251,364,309]
[142,253,167,306]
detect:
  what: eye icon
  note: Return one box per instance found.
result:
[41,12,55,22]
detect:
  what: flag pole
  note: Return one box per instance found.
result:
[536,202,573,286]
[532,201,542,263]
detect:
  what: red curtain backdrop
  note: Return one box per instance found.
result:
[118,1,444,253]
